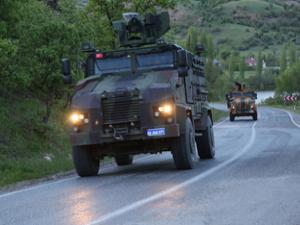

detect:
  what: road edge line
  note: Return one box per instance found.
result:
[214,118,228,127]
[270,107,300,128]
[86,122,257,225]
[284,110,300,128]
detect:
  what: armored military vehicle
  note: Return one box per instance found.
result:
[226,82,257,121]
[61,12,215,177]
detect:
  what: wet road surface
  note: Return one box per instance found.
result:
[0,107,300,225]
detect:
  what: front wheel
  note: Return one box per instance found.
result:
[172,118,197,170]
[253,112,257,121]
[196,116,215,159]
[230,113,235,121]
[72,146,100,177]
[115,155,133,166]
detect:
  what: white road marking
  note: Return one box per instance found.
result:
[284,110,300,128]
[214,118,228,127]
[0,176,77,199]
[86,122,257,225]
[271,107,300,128]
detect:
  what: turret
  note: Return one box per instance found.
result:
[112,11,170,47]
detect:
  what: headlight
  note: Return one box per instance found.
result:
[158,104,173,115]
[69,112,88,124]
[153,103,174,118]
[231,105,235,110]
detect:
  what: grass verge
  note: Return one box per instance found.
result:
[265,104,300,115]
[0,94,73,188]
[212,108,228,122]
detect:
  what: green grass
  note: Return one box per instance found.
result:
[212,109,228,122]
[207,23,255,47]
[0,94,73,187]
[222,0,283,15]
[267,104,300,115]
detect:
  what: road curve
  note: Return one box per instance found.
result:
[1,107,300,225]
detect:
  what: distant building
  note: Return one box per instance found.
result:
[245,57,257,67]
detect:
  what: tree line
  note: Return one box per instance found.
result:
[0,0,176,122]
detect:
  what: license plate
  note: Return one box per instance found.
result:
[147,128,166,137]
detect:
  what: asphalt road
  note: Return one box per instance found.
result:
[1,107,300,225]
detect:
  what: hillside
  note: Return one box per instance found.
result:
[170,0,300,54]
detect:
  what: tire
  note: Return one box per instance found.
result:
[253,112,257,121]
[172,118,197,170]
[196,116,215,159]
[115,155,133,166]
[72,146,100,177]
[230,113,235,121]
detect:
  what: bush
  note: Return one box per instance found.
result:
[263,96,283,105]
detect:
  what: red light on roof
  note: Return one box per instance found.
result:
[95,53,104,59]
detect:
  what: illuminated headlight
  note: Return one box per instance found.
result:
[69,112,88,124]
[231,105,235,110]
[158,104,173,115]
[251,105,255,109]
[153,102,174,118]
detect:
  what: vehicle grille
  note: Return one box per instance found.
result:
[102,95,141,125]
[239,99,250,112]
[241,101,246,112]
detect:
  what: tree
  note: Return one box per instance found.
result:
[185,27,198,52]
[228,52,236,80]
[276,62,300,94]
[288,42,297,66]
[199,32,208,49]
[87,0,177,49]
[15,0,82,123]
[0,39,17,85]
[239,56,245,81]
[256,51,263,78]
[207,35,214,59]
[280,46,287,73]
[129,0,176,13]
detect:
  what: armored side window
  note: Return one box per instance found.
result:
[136,51,174,70]
[95,56,131,75]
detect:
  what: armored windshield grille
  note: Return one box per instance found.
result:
[102,96,140,124]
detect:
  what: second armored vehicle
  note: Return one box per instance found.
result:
[62,12,215,177]
[226,83,258,121]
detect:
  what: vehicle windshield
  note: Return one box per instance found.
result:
[230,92,256,98]
[94,51,174,75]
[230,92,242,97]
[243,92,256,98]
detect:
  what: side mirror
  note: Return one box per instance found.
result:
[61,58,72,84]
[254,93,257,99]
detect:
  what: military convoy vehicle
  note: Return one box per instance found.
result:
[226,82,257,121]
[61,12,215,177]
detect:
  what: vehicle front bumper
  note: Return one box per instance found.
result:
[70,124,180,146]
[231,110,257,117]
